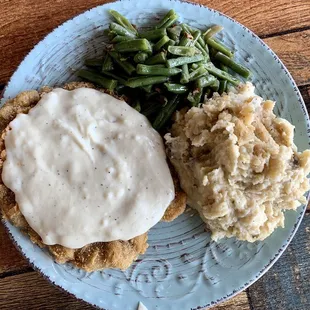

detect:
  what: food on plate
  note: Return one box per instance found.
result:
[165,82,310,242]
[2,7,309,278]
[77,10,251,131]
[0,82,186,271]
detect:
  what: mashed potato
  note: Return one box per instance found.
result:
[165,82,310,242]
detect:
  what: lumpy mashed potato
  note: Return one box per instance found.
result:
[165,82,310,242]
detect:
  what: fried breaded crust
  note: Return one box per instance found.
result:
[161,167,187,222]
[0,82,186,271]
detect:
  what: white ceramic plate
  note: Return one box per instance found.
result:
[2,0,310,309]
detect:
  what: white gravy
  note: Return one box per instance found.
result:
[2,88,174,248]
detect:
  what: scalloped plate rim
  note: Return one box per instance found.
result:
[1,0,310,309]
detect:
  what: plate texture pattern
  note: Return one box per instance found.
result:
[1,0,310,309]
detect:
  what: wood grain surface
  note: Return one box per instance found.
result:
[0,0,310,309]
[247,214,310,310]
[264,30,310,86]
[0,272,95,310]
[0,223,29,274]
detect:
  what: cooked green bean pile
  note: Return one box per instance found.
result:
[77,9,251,131]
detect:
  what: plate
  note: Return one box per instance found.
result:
[2,0,310,309]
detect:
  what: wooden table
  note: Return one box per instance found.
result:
[0,1,309,309]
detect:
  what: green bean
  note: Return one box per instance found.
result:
[153,95,180,130]
[104,29,116,41]
[182,24,205,47]
[160,14,178,29]
[154,35,171,52]
[180,24,192,34]
[198,36,206,48]
[114,39,152,53]
[210,79,220,91]
[141,102,162,117]
[204,43,210,54]
[140,28,167,41]
[209,47,217,58]
[156,10,177,29]
[204,63,240,85]
[220,63,228,72]
[164,83,188,94]
[167,26,182,42]
[192,61,205,69]
[77,9,251,121]
[191,63,199,70]
[195,42,208,56]
[134,52,149,64]
[109,51,135,75]
[209,47,218,59]
[204,88,212,98]
[77,70,117,90]
[111,35,133,43]
[181,26,208,57]
[206,38,233,57]
[196,74,217,88]
[187,88,203,107]
[204,25,224,40]
[145,51,167,64]
[101,70,128,85]
[179,32,193,47]
[218,80,227,94]
[102,55,114,72]
[214,52,251,78]
[195,40,210,61]
[145,64,165,68]
[126,76,170,88]
[192,30,202,46]
[196,36,205,48]
[188,66,207,81]
[218,64,228,94]
[109,22,136,38]
[109,10,138,35]
[165,39,176,48]
[136,64,182,76]
[166,54,204,68]
[84,58,103,68]
[168,46,197,56]
[180,63,190,84]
